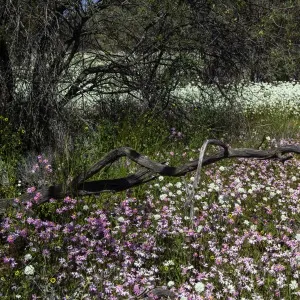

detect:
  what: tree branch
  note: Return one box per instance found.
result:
[0,140,299,216]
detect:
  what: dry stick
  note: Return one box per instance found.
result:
[186,140,229,225]
[0,141,299,216]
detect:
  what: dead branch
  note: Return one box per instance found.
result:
[0,140,299,216]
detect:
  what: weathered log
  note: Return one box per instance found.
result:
[0,140,299,216]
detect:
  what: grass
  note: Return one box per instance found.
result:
[0,85,300,299]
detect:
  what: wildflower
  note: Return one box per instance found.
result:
[290,280,298,290]
[115,284,125,295]
[175,182,182,188]
[167,281,175,287]
[27,187,36,194]
[7,235,15,243]
[153,214,161,220]
[194,282,205,293]
[117,217,125,223]
[219,166,225,171]
[24,254,32,261]
[158,176,164,181]
[159,194,168,200]
[24,265,35,275]
[196,225,203,232]
[244,220,250,226]
[295,234,300,241]
[281,214,288,221]
[49,277,56,284]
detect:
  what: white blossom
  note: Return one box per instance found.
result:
[24,265,35,275]
[117,217,125,223]
[24,254,32,261]
[167,281,175,287]
[289,280,298,290]
[160,194,168,200]
[175,182,182,188]
[194,282,205,293]
[153,214,161,220]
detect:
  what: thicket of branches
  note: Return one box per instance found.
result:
[0,0,299,151]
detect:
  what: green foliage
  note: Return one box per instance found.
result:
[0,115,24,198]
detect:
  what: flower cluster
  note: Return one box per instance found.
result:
[174,81,300,116]
[0,138,299,299]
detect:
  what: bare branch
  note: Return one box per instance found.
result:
[0,140,299,216]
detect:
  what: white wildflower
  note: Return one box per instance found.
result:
[167,281,175,287]
[238,187,245,193]
[194,282,205,294]
[153,214,161,220]
[196,225,203,232]
[160,194,168,200]
[24,265,35,275]
[158,176,164,181]
[281,214,288,221]
[117,216,125,223]
[24,254,32,261]
[243,220,250,226]
[289,280,298,290]
[161,186,168,192]
[175,182,182,188]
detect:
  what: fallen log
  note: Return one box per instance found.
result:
[0,139,299,216]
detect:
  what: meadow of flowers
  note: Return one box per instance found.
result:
[0,137,299,299]
[174,81,300,116]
